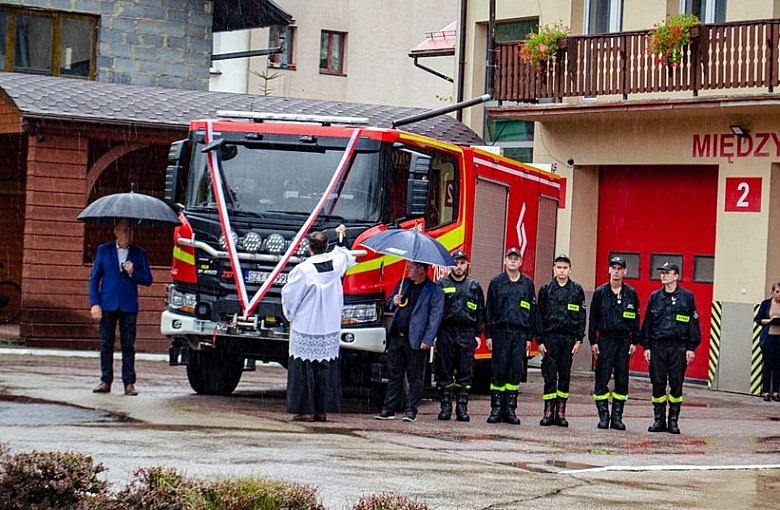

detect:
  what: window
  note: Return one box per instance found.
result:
[681,0,726,23]
[320,30,346,75]
[496,19,538,43]
[693,255,715,283]
[585,0,623,34]
[484,117,534,163]
[650,253,683,281]
[0,6,96,78]
[268,25,295,69]
[609,252,640,279]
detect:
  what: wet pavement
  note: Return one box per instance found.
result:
[0,346,779,509]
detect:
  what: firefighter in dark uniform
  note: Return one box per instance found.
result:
[484,247,536,425]
[588,256,640,430]
[435,250,485,422]
[536,254,586,427]
[641,261,701,434]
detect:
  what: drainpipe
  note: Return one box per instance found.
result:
[485,0,496,98]
[456,0,468,120]
[410,56,454,82]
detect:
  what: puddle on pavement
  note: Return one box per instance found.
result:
[0,394,130,426]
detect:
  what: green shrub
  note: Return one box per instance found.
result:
[112,466,204,510]
[0,449,108,510]
[351,493,430,510]
[200,477,325,510]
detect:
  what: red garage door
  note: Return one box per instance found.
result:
[596,165,718,380]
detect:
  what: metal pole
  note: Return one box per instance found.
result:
[392,94,492,128]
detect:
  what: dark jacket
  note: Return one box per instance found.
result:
[387,277,444,349]
[485,271,536,339]
[756,297,779,348]
[640,285,701,351]
[588,282,641,345]
[437,275,485,337]
[535,278,586,345]
[89,242,152,313]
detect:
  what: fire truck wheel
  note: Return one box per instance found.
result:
[186,347,244,395]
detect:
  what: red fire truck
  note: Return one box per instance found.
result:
[161,111,561,395]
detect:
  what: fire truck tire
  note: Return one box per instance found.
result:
[186,347,244,395]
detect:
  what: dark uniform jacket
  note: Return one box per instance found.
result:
[536,278,586,345]
[437,275,485,337]
[485,272,536,340]
[640,285,701,351]
[588,282,641,345]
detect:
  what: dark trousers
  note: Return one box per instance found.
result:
[99,310,137,386]
[434,329,476,388]
[761,334,780,394]
[286,357,341,414]
[490,329,528,390]
[649,342,688,400]
[383,335,428,413]
[593,336,631,398]
[541,337,576,397]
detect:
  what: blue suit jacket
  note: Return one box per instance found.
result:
[387,277,444,349]
[89,242,153,313]
[756,298,776,348]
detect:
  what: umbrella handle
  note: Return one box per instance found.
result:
[396,261,409,308]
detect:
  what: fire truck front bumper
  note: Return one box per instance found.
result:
[160,310,387,353]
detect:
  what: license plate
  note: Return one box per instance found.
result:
[244,271,288,285]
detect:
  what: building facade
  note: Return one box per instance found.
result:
[458,0,780,393]
[210,0,457,109]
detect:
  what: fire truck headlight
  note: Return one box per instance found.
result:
[219,231,238,250]
[168,287,197,314]
[341,333,355,343]
[242,231,262,252]
[296,238,309,257]
[341,301,381,325]
[265,233,285,254]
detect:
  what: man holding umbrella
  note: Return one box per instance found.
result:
[89,218,153,395]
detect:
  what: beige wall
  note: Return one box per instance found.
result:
[244,0,456,108]
[767,164,780,295]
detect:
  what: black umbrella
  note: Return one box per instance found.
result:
[77,192,181,227]
[361,229,456,267]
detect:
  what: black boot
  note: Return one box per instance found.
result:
[610,399,626,430]
[595,400,610,429]
[437,387,452,421]
[502,391,520,425]
[455,387,470,422]
[486,391,503,424]
[555,397,569,427]
[648,403,667,432]
[540,398,557,426]
[667,402,681,434]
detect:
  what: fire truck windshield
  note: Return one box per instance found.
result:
[186,142,382,222]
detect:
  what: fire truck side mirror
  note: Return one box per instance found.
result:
[165,140,187,204]
[405,152,431,218]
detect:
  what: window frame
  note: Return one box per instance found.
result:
[0,6,97,79]
[584,0,623,34]
[319,30,346,76]
[650,253,684,281]
[680,0,727,23]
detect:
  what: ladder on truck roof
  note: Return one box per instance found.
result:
[216,111,370,126]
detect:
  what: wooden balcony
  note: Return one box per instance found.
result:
[494,19,780,102]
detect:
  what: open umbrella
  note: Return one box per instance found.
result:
[77,192,181,227]
[361,229,456,267]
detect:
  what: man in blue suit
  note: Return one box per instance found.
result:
[89,218,153,395]
[375,261,444,422]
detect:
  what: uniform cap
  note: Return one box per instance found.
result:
[553,253,572,265]
[451,249,469,261]
[505,247,522,257]
[657,261,680,273]
[609,256,627,268]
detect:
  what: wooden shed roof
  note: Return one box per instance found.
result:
[0,72,483,145]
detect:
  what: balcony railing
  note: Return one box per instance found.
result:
[494,19,780,102]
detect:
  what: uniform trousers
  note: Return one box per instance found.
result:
[490,329,528,390]
[541,337,576,397]
[434,329,476,388]
[761,334,780,394]
[593,336,631,398]
[649,342,688,400]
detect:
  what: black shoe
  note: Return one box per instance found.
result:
[764,394,772,402]
[374,409,395,420]
[402,411,417,422]
[773,394,780,402]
